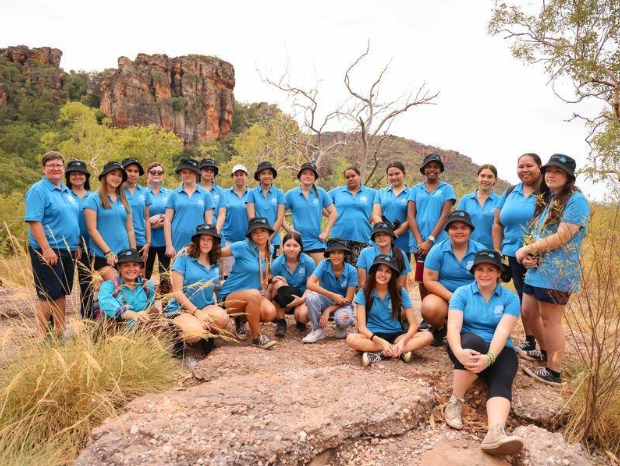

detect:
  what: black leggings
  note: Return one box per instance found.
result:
[145,246,171,279]
[448,332,518,402]
[77,252,95,319]
[507,256,526,301]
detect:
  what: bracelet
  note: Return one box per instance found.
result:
[104,250,112,256]
[369,333,376,342]
[488,350,496,364]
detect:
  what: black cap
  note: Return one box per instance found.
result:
[121,157,144,176]
[323,238,351,257]
[175,158,201,175]
[541,154,576,178]
[245,216,275,238]
[254,161,278,181]
[191,223,221,242]
[420,153,445,174]
[66,160,90,177]
[297,162,319,180]
[199,158,219,175]
[369,254,400,275]
[371,221,396,240]
[116,248,144,266]
[98,161,127,182]
[469,249,505,274]
[444,210,475,232]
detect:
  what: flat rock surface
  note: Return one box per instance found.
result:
[513,425,592,465]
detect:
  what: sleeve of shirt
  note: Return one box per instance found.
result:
[165,191,176,210]
[400,287,413,309]
[367,188,377,204]
[401,252,412,275]
[353,289,366,306]
[24,186,45,222]
[270,256,283,277]
[323,188,334,208]
[561,193,590,227]
[83,193,99,212]
[424,243,442,272]
[448,286,467,312]
[203,190,215,211]
[347,265,358,288]
[218,187,227,209]
[444,183,457,202]
[305,257,317,276]
[407,186,417,203]
[312,259,325,277]
[457,196,467,211]
[98,280,127,319]
[171,253,188,274]
[496,190,508,210]
[356,249,370,271]
[230,240,246,258]
[144,190,153,207]
[374,189,384,206]
[284,190,292,210]
[246,190,256,204]
[277,189,285,205]
[503,289,521,318]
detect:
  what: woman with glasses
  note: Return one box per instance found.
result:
[145,162,172,279]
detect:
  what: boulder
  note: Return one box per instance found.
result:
[513,425,591,465]
[420,439,511,466]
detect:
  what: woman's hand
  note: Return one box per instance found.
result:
[286,295,304,308]
[455,348,479,366]
[332,294,349,306]
[140,243,151,261]
[123,310,151,322]
[464,354,490,374]
[521,254,538,269]
[417,240,432,257]
[515,246,530,264]
[384,340,404,357]
[318,231,328,242]
[165,245,176,258]
[106,252,117,267]
[320,307,333,328]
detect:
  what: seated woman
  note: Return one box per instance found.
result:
[219,216,278,349]
[269,232,316,336]
[303,239,358,343]
[357,221,411,288]
[347,255,433,367]
[166,224,229,353]
[422,210,485,346]
[444,249,523,456]
[98,248,158,324]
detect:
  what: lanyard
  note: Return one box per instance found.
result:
[257,249,271,290]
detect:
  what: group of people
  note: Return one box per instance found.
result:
[24,150,590,456]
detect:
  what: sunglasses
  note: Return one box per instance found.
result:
[149,170,164,175]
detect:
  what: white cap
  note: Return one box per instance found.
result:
[231,164,248,175]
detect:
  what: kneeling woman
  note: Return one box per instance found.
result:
[99,248,158,323]
[219,217,277,349]
[166,224,229,348]
[444,249,523,456]
[347,255,433,367]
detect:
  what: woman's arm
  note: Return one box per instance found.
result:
[357,268,367,289]
[164,208,175,257]
[171,270,199,315]
[307,275,338,301]
[423,268,452,301]
[320,204,337,241]
[204,208,213,225]
[246,202,256,219]
[27,222,57,264]
[407,202,424,246]
[220,246,233,258]
[216,207,226,232]
[371,204,383,224]
[85,209,113,257]
[126,212,136,249]
[272,204,285,241]
[492,209,503,252]
[517,222,581,262]
[428,199,454,242]
[488,314,518,358]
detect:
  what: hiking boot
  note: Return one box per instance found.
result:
[234,317,247,341]
[444,394,464,430]
[275,318,287,337]
[515,339,536,354]
[251,333,277,350]
[418,319,430,331]
[522,366,563,386]
[362,351,384,367]
[431,325,447,347]
[400,351,413,363]
[334,324,348,339]
[481,425,524,456]
[295,321,307,332]
[518,349,547,363]
[302,328,326,344]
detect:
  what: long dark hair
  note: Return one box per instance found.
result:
[363,265,402,321]
[531,175,579,229]
[187,234,221,264]
[282,232,303,260]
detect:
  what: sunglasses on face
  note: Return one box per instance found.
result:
[149,170,164,175]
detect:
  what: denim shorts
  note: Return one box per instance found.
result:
[523,283,571,305]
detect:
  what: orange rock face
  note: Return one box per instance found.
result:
[98,53,235,145]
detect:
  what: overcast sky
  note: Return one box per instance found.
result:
[3,0,607,199]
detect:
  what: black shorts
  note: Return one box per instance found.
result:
[29,246,76,301]
[374,331,405,344]
[92,255,111,271]
[523,284,571,305]
[507,256,527,298]
[273,285,303,312]
[305,248,325,254]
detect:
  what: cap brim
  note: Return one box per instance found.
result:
[420,161,445,174]
[541,161,575,177]
[369,261,399,275]
[323,246,350,257]
[191,231,221,242]
[445,219,475,232]
[245,225,275,238]
[470,258,504,274]
[297,168,319,180]
[371,229,396,240]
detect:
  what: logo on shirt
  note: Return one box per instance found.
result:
[197,199,205,207]
[270,198,277,204]
[493,305,504,315]
[433,188,443,196]
[341,279,348,287]
[139,194,146,202]
[466,260,474,270]
[299,267,306,276]
[163,196,169,203]
[399,198,407,205]
[65,195,76,204]
[312,198,319,205]
[213,194,220,202]
[359,196,368,204]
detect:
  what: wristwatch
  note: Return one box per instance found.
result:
[428,235,436,243]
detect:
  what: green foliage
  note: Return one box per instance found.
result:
[169,96,185,112]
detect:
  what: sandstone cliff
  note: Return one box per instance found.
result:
[97,54,235,145]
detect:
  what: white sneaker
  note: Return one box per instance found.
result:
[334,325,348,339]
[302,328,327,344]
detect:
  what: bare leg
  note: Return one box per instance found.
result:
[539,301,565,371]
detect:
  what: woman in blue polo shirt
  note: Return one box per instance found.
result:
[372,161,412,258]
[444,249,523,456]
[167,224,229,350]
[284,162,337,265]
[303,239,358,343]
[84,161,136,280]
[423,210,485,346]
[199,158,227,232]
[458,165,500,249]
[164,158,215,257]
[492,153,542,356]
[269,232,317,336]
[329,167,377,266]
[357,221,411,288]
[221,164,250,276]
[145,162,171,279]
[516,154,590,386]
[407,153,456,298]
[347,255,433,367]
[247,161,285,257]
[220,217,278,350]
[122,158,152,263]
[25,151,81,337]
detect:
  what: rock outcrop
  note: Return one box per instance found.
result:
[98,53,235,145]
[513,425,591,465]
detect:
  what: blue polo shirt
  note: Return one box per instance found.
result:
[449,281,520,348]
[99,276,156,323]
[354,287,412,334]
[25,177,80,251]
[147,186,171,248]
[357,245,412,277]
[458,191,501,249]
[70,190,92,250]
[165,185,215,251]
[312,259,358,297]
[166,252,220,314]
[124,185,153,246]
[204,183,227,225]
[285,186,333,251]
[424,239,486,292]
[270,252,316,293]
[496,183,537,256]
[374,185,412,252]
[407,181,456,250]
[246,185,285,246]
[524,191,590,293]
[222,187,250,243]
[220,239,274,298]
[329,185,377,243]
[84,193,132,256]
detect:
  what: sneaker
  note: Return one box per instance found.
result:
[362,351,384,367]
[431,325,447,347]
[515,339,535,354]
[418,320,430,330]
[400,351,413,363]
[275,318,287,337]
[251,333,277,350]
[234,317,247,341]
[295,321,307,332]
[302,328,327,344]
[481,425,524,456]
[519,349,547,363]
[444,394,464,430]
[522,366,563,386]
[334,324,348,339]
